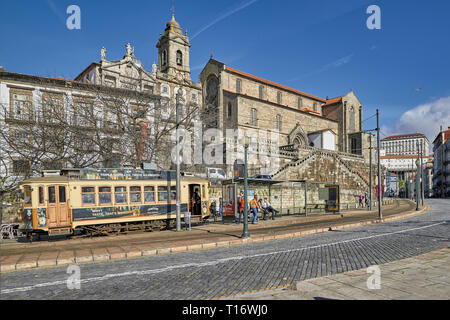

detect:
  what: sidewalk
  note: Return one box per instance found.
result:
[0,200,426,273]
[231,248,450,300]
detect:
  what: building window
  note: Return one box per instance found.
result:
[176,50,183,66]
[38,186,44,205]
[42,93,64,123]
[259,86,264,99]
[10,91,32,121]
[277,92,282,104]
[313,103,318,112]
[251,108,257,126]
[99,187,112,205]
[170,186,177,201]
[144,186,155,202]
[276,114,282,131]
[130,186,142,203]
[298,98,302,109]
[115,186,127,204]
[158,186,168,202]
[236,79,241,93]
[82,187,96,205]
[12,159,31,176]
[228,103,232,118]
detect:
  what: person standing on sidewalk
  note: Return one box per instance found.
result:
[359,193,364,208]
[364,192,369,208]
[237,192,245,224]
[251,195,260,224]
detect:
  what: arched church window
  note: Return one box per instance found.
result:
[176,50,183,66]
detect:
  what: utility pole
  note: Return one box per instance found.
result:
[242,136,250,238]
[175,91,181,232]
[376,109,382,219]
[368,134,373,211]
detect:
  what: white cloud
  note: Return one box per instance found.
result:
[382,96,450,146]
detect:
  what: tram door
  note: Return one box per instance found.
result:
[47,185,70,228]
[189,184,201,216]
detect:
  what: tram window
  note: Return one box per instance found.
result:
[170,186,176,201]
[82,187,95,205]
[59,186,66,203]
[144,186,155,202]
[158,186,168,202]
[115,186,127,204]
[39,186,44,204]
[99,187,112,204]
[48,186,56,204]
[23,186,32,205]
[130,186,142,203]
[202,185,205,198]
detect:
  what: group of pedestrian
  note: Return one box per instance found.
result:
[358,192,369,208]
[237,192,276,224]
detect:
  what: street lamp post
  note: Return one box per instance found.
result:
[415,140,420,211]
[175,91,182,232]
[376,109,382,220]
[242,136,250,238]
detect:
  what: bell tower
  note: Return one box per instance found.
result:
[156,14,191,83]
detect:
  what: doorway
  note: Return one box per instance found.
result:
[189,184,201,216]
[47,185,70,228]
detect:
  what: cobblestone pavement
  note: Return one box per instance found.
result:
[231,248,450,300]
[0,199,448,300]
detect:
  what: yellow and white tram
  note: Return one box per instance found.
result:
[18,168,210,238]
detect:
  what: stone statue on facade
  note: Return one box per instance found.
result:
[101,47,106,61]
[126,43,132,57]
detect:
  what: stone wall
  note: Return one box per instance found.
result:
[273,148,384,204]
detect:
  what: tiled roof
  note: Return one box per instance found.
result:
[323,96,342,107]
[300,108,321,115]
[52,77,72,81]
[225,66,326,102]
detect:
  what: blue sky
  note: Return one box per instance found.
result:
[1,0,449,143]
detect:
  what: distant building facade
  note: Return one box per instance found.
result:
[380,133,429,181]
[432,126,450,198]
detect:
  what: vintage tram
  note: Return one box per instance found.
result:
[17,168,210,238]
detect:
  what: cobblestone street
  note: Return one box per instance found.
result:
[1,199,448,300]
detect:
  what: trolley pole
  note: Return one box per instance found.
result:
[242,136,250,238]
[376,109,382,220]
[175,91,181,232]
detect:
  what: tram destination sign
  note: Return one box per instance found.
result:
[79,169,176,181]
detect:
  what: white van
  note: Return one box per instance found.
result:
[207,168,227,180]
